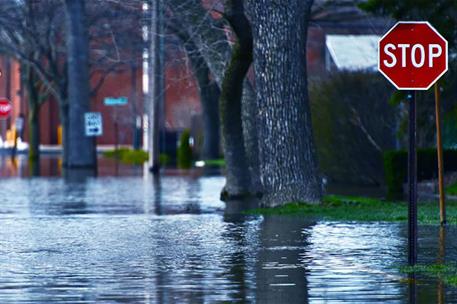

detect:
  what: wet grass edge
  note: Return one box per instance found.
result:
[401,264,457,286]
[246,195,457,225]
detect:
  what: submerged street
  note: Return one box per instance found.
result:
[0,157,455,303]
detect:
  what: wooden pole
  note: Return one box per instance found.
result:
[435,83,446,226]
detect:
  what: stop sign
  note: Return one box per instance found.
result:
[0,98,11,120]
[378,21,448,90]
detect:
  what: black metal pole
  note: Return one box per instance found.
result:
[408,91,417,266]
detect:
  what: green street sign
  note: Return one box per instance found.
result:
[104,96,128,106]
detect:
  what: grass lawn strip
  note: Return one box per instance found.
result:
[247,195,457,225]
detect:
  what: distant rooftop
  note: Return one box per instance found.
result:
[325,35,380,71]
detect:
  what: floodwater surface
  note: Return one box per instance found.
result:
[0,157,456,303]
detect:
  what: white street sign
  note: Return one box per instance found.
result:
[85,112,103,137]
[15,117,24,132]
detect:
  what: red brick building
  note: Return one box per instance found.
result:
[0,1,388,148]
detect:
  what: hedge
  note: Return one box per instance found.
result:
[177,129,193,169]
[383,148,457,199]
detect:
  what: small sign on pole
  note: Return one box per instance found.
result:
[104,97,128,106]
[85,112,103,137]
[378,21,448,266]
[15,117,24,132]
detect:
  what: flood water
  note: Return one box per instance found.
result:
[1,156,457,303]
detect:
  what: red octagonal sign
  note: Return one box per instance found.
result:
[0,98,12,120]
[379,21,448,90]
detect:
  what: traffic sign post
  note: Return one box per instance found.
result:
[407,91,417,266]
[84,112,103,137]
[103,97,128,152]
[379,22,448,266]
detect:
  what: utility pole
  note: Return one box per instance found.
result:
[147,0,164,174]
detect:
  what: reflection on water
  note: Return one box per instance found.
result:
[0,166,457,302]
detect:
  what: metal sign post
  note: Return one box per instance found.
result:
[407,91,417,266]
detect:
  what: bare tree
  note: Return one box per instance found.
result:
[0,0,145,167]
[166,0,261,197]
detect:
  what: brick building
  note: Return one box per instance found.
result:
[0,1,389,148]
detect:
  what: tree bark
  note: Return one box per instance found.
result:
[242,80,262,195]
[148,0,165,173]
[248,0,322,206]
[64,0,96,168]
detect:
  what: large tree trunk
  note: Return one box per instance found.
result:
[148,0,165,173]
[248,0,322,207]
[219,0,254,200]
[64,0,96,168]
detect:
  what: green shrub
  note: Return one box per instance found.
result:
[103,148,149,165]
[383,148,457,199]
[159,153,171,166]
[177,129,193,169]
[383,151,407,199]
[310,71,396,185]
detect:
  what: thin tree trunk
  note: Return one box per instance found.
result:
[28,103,40,162]
[28,103,40,176]
[219,0,253,199]
[64,0,96,168]
[199,70,221,160]
[130,64,141,150]
[248,0,322,207]
[190,55,221,161]
[220,42,251,198]
[25,66,40,163]
[60,103,69,167]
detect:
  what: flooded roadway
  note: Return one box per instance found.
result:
[0,156,456,303]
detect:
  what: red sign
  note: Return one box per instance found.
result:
[378,21,448,90]
[0,99,11,120]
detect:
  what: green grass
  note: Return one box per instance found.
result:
[401,264,457,286]
[247,195,457,224]
[204,159,225,167]
[103,148,149,165]
[446,182,457,196]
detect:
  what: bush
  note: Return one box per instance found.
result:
[310,71,396,185]
[159,153,171,166]
[103,148,149,165]
[177,129,193,169]
[383,148,457,199]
